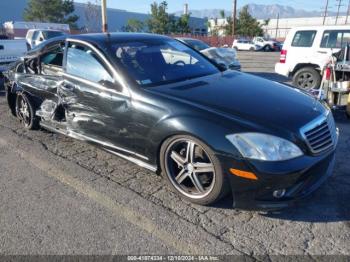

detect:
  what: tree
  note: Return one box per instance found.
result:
[123,19,144,32]
[219,10,226,19]
[84,0,101,32]
[147,1,171,34]
[177,13,191,34]
[23,0,79,29]
[236,5,263,37]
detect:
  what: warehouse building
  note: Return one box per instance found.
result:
[260,16,350,40]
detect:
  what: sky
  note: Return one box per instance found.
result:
[74,0,334,13]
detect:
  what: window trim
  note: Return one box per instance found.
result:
[64,38,129,97]
[291,30,317,47]
[320,29,350,49]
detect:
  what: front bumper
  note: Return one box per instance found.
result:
[218,150,336,210]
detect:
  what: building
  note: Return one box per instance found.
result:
[260,16,350,40]
[0,0,207,35]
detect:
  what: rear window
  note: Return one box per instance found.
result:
[292,30,316,47]
[320,30,350,48]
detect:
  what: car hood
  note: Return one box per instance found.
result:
[147,71,327,133]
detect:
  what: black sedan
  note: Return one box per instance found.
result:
[4,33,338,209]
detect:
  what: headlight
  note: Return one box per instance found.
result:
[226,133,303,161]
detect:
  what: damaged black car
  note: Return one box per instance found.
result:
[3,33,338,209]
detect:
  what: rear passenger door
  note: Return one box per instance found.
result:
[287,30,317,68]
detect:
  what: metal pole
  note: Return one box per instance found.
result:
[323,0,329,25]
[346,0,350,24]
[101,0,108,32]
[275,13,279,40]
[232,0,237,37]
[335,0,342,25]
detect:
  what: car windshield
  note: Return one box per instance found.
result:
[43,31,65,39]
[183,39,210,51]
[111,39,219,87]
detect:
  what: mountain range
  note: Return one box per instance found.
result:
[174,4,346,20]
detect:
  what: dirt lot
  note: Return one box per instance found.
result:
[0,51,349,256]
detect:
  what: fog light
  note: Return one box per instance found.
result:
[273,189,286,199]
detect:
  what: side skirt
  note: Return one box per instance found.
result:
[40,121,158,173]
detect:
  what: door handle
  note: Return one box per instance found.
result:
[317,51,327,54]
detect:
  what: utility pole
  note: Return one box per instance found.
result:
[275,13,279,40]
[322,0,329,25]
[101,0,108,32]
[335,0,343,25]
[346,0,350,24]
[232,0,237,37]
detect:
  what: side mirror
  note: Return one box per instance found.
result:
[39,37,44,42]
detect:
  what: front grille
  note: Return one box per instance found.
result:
[301,113,337,154]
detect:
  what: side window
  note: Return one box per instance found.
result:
[41,43,64,67]
[320,30,350,48]
[32,31,39,41]
[292,31,316,47]
[66,42,114,84]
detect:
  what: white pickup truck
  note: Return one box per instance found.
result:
[0,38,27,87]
[252,37,281,51]
[0,39,27,68]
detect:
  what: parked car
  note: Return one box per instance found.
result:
[26,29,67,49]
[275,25,350,90]
[232,39,261,51]
[177,37,241,70]
[252,37,281,51]
[4,33,338,209]
[0,38,28,76]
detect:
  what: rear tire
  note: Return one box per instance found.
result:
[249,47,255,51]
[15,93,39,130]
[160,135,229,205]
[292,67,321,90]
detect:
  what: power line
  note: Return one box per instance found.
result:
[335,0,344,25]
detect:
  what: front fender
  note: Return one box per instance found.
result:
[145,115,241,165]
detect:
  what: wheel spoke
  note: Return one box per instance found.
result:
[194,162,214,173]
[190,173,205,193]
[186,141,195,163]
[175,169,189,184]
[170,151,186,168]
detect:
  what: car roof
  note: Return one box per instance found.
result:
[68,33,171,46]
[176,37,201,41]
[290,25,350,31]
[24,33,173,57]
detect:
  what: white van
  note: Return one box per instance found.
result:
[275,25,350,89]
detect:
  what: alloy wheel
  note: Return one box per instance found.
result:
[297,72,316,90]
[16,95,31,127]
[164,139,216,199]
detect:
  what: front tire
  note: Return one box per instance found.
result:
[15,93,39,130]
[292,67,321,90]
[160,135,228,205]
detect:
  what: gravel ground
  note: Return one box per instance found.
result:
[0,51,349,256]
